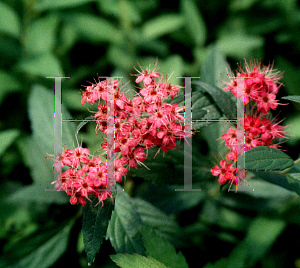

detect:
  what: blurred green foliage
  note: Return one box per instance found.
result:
[1,0,300,267]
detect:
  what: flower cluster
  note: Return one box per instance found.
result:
[210,59,288,190]
[47,62,195,206]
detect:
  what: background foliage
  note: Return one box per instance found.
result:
[1,0,300,267]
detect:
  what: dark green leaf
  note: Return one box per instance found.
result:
[0,220,73,268]
[192,81,237,120]
[106,187,145,255]
[140,226,188,268]
[82,195,114,265]
[253,171,300,196]
[181,0,207,46]
[0,129,20,157]
[110,254,168,268]
[242,146,294,171]
[132,198,183,247]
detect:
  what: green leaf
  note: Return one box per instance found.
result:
[28,84,75,150]
[227,217,286,267]
[25,14,59,55]
[132,198,183,247]
[82,195,114,265]
[75,116,95,138]
[200,44,228,89]
[142,14,185,40]
[192,80,237,120]
[140,226,188,268]
[180,0,206,46]
[281,95,300,103]
[0,2,20,38]
[0,129,20,157]
[204,217,286,268]
[217,33,264,59]
[141,184,206,215]
[242,146,294,171]
[34,0,94,11]
[0,220,73,268]
[252,171,300,197]
[106,187,145,255]
[7,84,76,204]
[64,13,122,44]
[0,71,22,105]
[17,53,64,77]
[110,254,168,268]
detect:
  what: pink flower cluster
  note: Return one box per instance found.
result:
[210,59,288,189]
[48,62,194,206]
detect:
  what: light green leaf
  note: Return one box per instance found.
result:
[142,14,185,40]
[181,0,206,46]
[141,226,188,268]
[110,254,168,268]
[200,44,228,89]
[106,187,145,255]
[26,14,59,55]
[64,13,122,44]
[0,129,20,157]
[282,95,300,103]
[0,220,73,268]
[17,53,64,77]
[34,0,94,11]
[82,195,114,265]
[0,2,20,38]
[217,34,264,59]
[28,84,75,149]
[243,146,294,171]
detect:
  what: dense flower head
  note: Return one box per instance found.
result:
[211,58,289,191]
[48,61,196,206]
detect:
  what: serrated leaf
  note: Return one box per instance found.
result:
[282,95,300,103]
[140,226,188,268]
[82,195,114,265]
[0,220,73,268]
[142,14,185,40]
[181,0,206,46]
[192,81,237,120]
[106,187,145,255]
[0,129,20,157]
[0,2,20,38]
[200,44,228,88]
[242,146,294,171]
[110,253,168,268]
